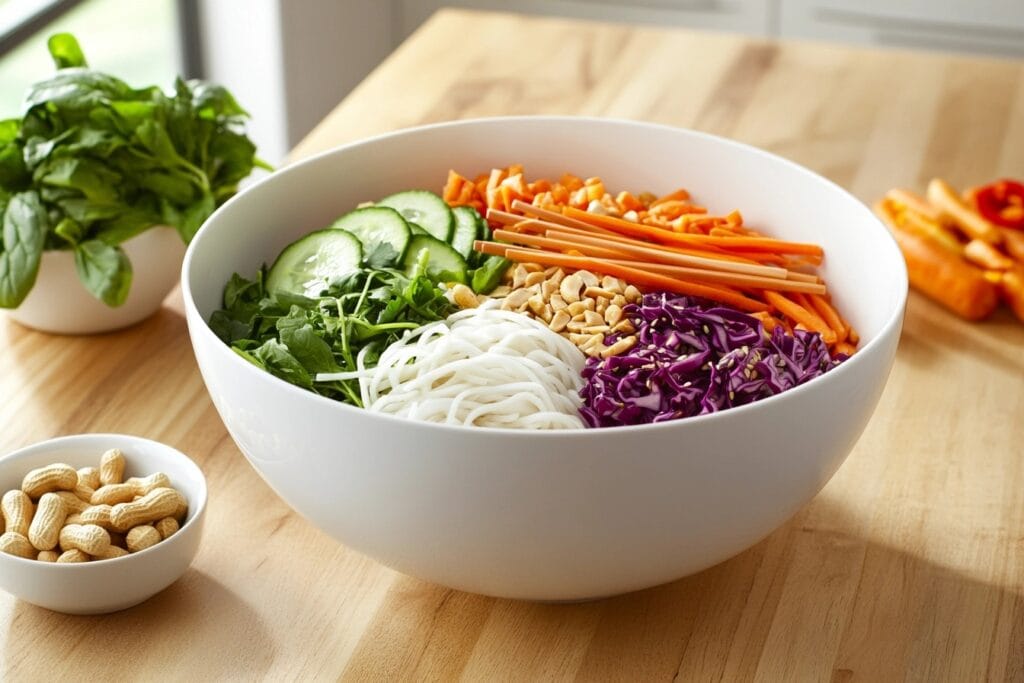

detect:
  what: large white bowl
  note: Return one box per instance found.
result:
[182,117,906,601]
[0,434,207,614]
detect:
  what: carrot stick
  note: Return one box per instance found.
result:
[833,341,858,357]
[540,223,764,264]
[885,188,941,222]
[927,178,1002,244]
[650,188,690,206]
[563,207,825,256]
[762,291,836,343]
[494,246,769,312]
[510,199,613,232]
[807,294,849,343]
[603,259,826,294]
[792,292,843,342]
[542,228,790,279]
[491,229,633,260]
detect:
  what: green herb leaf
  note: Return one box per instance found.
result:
[73,239,132,306]
[211,266,455,406]
[0,191,49,307]
[470,256,512,294]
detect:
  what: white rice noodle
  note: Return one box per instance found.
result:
[343,308,586,429]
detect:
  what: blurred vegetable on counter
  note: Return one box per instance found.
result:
[876,177,1024,322]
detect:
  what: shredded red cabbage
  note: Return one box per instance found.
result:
[579,293,848,427]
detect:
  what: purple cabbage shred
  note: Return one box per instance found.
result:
[579,293,848,428]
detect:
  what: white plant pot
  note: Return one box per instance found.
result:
[5,226,186,335]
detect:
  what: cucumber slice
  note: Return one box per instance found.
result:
[330,206,410,268]
[408,222,429,236]
[451,206,480,259]
[402,234,468,284]
[378,190,454,242]
[266,229,362,297]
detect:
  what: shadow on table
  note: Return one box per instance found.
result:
[340,496,1024,680]
[897,294,1024,375]
[2,569,274,679]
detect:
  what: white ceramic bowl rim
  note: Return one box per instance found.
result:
[0,433,208,568]
[182,115,908,436]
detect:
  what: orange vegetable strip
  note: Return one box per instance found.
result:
[536,222,761,264]
[486,168,505,193]
[563,207,825,257]
[475,241,511,258]
[490,209,618,238]
[455,180,475,205]
[885,188,941,222]
[543,228,790,279]
[762,291,836,344]
[491,229,633,260]
[927,178,1002,244]
[792,292,842,341]
[833,341,858,356]
[807,294,849,342]
[1001,228,1024,263]
[443,170,462,202]
[650,188,690,206]
[963,238,1015,270]
[510,199,609,232]
[495,247,769,313]
[603,259,826,295]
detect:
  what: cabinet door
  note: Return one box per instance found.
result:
[396,0,774,38]
[780,0,1024,58]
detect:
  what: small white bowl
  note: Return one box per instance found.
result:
[5,226,185,335]
[0,434,207,615]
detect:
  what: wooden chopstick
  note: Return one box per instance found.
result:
[510,199,603,231]
[542,228,790,279]
[491,229,632,260]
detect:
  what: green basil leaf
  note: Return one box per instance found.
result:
[0,191,49,307]
[73,239,132,306]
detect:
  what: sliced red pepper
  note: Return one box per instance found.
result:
[973,179,1024,230]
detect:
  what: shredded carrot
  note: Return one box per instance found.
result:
[807,294,848,343]
[447,164,856,354]
[763,291,836,344]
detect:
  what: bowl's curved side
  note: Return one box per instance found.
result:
[182,116,907,599]
[188,301,901,600]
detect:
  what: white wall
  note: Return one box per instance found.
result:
[198,0,289,164]
[198,0,397,166]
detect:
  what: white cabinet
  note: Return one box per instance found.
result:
[396,0,774,38]
[396,0,1024,59]
[779,0,1024,58]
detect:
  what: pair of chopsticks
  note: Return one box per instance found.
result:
[476,200,826,299]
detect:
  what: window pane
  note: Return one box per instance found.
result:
[0,0,180,118]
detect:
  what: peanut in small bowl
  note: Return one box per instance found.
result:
[0,434,207,615]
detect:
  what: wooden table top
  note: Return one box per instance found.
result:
[3,8,1024,681]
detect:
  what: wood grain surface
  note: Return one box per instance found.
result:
[3,8,1024,681]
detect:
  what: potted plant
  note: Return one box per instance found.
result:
[0,34,267,334]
